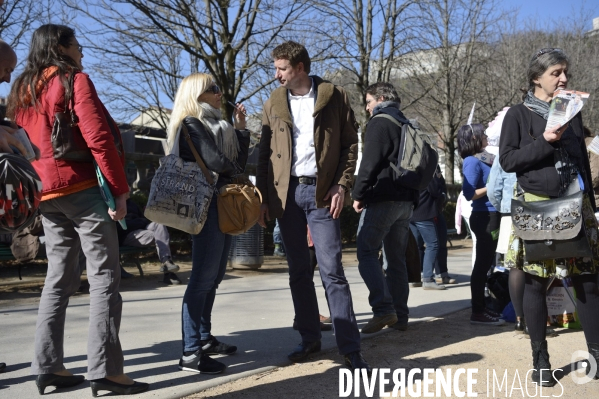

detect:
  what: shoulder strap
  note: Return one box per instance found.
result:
[373,113,402,128]
[181,122,215,186]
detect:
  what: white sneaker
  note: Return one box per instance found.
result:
[160,259,180,273]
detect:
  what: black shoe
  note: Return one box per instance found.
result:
[201,335,237,355]
[485,308,502,319]
[0,362,5,373]
[515,318,526,332]
[120,267,134,279]
[36,374,85,395]
[344,351,372,375]
[90,378,149,397]
[179,350,226,374]
[288,341,321,362]
[530,340,557,387]
[163,272,181,285]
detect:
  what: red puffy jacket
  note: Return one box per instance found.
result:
[15,70,129,199]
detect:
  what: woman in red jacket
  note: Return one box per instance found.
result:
[8,25,148,396]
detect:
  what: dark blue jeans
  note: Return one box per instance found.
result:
[357,201,413,323]
[181,198,231,352]
[273,219,283,245]
[278,179,360,355]
[410,219,439,282]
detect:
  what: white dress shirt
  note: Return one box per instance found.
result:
[289,80,317,177]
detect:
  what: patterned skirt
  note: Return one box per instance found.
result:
[503,192,599,278]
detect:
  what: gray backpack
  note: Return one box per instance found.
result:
[374,113,439,191]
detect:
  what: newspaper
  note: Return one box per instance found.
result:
[546,89,589,130]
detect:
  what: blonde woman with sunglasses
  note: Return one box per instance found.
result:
[166,73,250,374]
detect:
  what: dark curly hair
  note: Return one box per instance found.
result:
[272,41,311,74]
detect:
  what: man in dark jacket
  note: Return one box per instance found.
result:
[409,166,448,290]
[353,82,419,334]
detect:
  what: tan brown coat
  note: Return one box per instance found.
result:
[256,76,359,218]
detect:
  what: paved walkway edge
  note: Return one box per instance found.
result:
[169,304,471,399]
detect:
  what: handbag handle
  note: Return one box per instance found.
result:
[181,123,215,186]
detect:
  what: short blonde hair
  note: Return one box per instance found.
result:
[166,72,213,153]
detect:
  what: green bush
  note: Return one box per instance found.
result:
[443,202,456,230]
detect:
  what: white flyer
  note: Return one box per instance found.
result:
[546,89,589,130]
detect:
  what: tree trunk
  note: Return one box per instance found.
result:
[442,109,454,184]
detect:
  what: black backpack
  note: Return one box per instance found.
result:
[374,114,439,191]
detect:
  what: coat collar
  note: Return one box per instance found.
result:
[269,76,335,126]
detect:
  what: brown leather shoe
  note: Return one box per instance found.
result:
[361,314,398,334]
[319,314,332,324]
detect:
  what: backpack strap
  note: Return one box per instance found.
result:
[373,113,404,128]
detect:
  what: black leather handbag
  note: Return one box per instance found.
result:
[511,190,592,262]
[50,73,93,161]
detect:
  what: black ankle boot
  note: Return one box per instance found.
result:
[587,342,599,380]
[530,340,557,387]
[515,317,526,332]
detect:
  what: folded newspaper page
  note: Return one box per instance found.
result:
[546,89,589,130]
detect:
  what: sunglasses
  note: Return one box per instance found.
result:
[206,85,221,94]
[534,48,562,60]
[70,42,83,53]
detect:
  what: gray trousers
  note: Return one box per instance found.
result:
[32,187,124,379]
[123,222,171,262]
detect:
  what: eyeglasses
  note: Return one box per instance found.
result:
[206,85,220,94]
[534,48,562,60]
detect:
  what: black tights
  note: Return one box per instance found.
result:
[469,211,500,313]
[508,268,526,318]
[523,273,599,342]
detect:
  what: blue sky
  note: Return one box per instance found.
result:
[503,0,597,30]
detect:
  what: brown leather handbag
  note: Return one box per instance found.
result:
[50,73,93,161]
[217,177,262,236]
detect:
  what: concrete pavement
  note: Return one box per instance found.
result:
[0,241,474,398]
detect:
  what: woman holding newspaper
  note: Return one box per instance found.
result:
[167,73,250,374]
[499,48,599,387]
[7,25,148,396]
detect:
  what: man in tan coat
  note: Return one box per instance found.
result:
[257,41,369,373]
